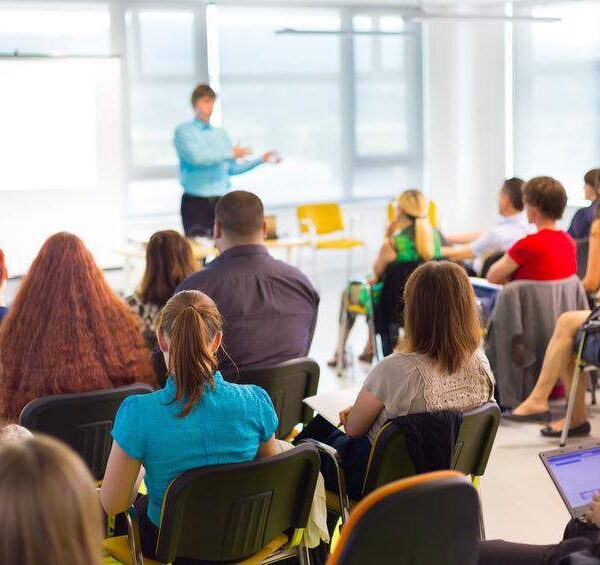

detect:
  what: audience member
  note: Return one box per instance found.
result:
[568,168,600,240]
[506,203,600,435]
[127,230,196,344]
[100,290,278,559]
[330,189,443,367]
[487,176,576,285]
[297,262,494,498]
[0,249,7,323]
[0,232,155,421]
[176,191,319,374]
[442,178,531,274]
[0,435,104,565]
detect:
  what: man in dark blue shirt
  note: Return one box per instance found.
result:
[568,168,599,240]
[176,191,320,373]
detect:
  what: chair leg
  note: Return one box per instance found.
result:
[297,540,311,565]
[561,339,587,447]
[591,370,598,406]
[472,476,486,541]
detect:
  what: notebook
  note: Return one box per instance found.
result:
[303,387,361,427]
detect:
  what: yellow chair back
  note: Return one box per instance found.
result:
[297,203,345,235]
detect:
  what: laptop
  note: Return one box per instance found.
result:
[540,441,600,518]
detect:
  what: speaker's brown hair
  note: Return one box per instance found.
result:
[0,435,103,565]
[399,261,481,374]
[158,290,222,417]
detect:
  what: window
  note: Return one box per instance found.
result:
[513,3,600,200]
[211,6,423,205]
[125,7,206,173]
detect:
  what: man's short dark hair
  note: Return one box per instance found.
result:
[523,176,568,220]
[215,191,264,238]
[191,84,216,107]
[584,168,600,192]
[501,177,525,211]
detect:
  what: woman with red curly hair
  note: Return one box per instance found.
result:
[0,249,7,323]
[0,232,156,421]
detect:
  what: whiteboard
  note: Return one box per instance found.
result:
[0,57,125,275]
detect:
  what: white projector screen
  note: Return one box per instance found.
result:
[0,57,124,275]
[0,59,97,191]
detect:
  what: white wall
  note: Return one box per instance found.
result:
[424,7,508,234]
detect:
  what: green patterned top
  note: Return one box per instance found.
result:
[392,224,442,262]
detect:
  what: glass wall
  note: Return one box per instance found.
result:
[513,2,600,200]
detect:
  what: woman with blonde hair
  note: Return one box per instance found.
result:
[101,290,278,559]
[301,261,494,497]
[0,435,104,565]
[329,189,443,367]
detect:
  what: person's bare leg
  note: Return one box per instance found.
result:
[547,360,589,432]
[511,311,589,416]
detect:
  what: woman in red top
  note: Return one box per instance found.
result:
[486,176,576,284]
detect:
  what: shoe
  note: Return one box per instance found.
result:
[503,410,551,423]
[358,352,373,363]
[540,421,591,438]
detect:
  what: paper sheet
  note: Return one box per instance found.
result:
[303,386,361,427]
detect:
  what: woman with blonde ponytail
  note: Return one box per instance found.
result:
[329,189,443,367]
[100,290,278,559]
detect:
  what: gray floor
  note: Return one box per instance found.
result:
[6,247,595,547]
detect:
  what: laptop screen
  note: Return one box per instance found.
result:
[546,447,600,510]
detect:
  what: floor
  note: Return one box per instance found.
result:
[5,240,594,548]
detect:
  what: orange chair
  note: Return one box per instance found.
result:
[327,470,480,565]
[296,203,365,278]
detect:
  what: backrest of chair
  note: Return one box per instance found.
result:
[297,203,344,235]
[362,422,416,495]
[576,238,590,280]
[223,358,319,439]
[19,384,154,480]
[156,444,320,563]
[452,402,501,477]
[329,471,479,565]
[374,260,422,354]
[480,251,505,278]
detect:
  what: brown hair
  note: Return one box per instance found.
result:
[0,232,155,421]
[0,249,6,282]
[158,290,222,417]
[523,176,568,221]
[584,168,600,192]
[0,435,103,565]
[399,261,481,373]
[191,83,217,107]
[501,177,524,211]
[215,190,264,239]
[396,190,435,260]
[138,230,196,307]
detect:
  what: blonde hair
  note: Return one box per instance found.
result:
[158,290,223,417]
[399,261,481,373]
[396,190,435,260]
[0,435,103,565]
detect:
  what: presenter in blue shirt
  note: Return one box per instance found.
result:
[174,84,279,237]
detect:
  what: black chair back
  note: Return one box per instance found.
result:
[576,238,590,280]
[155,444,320,563]
[224,358,319,439]
[373,260,422,356]
[452,402,501,477]
[332,473,480,565]
[19,384,154,480]
[362,410,462,496]
[480,251,505,278]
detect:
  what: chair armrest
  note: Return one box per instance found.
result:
[124,505,144,565]
[297,438,351,523]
